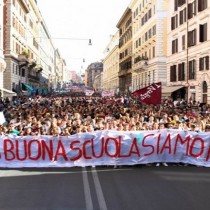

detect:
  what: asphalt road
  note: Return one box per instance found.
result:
[0,165,210,210]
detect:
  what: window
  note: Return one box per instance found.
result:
[22,69,25,77]
[199,23,207,42]
[188,29,196,47]
[203,81,207,93]
[188,1,196,19]
[145,32,148,41]
[182,35,185,50]
[152,25,156,35]
[172,39,178,54]
[178,0,186,7]
[174,0,178,11]
[178,63,185,81]
[170,65,177,82]
[12,17,16,28]
[141,17,144,26]
[136,40,138,48]
[29,19,33,29]
[179,8,186,25]
[144,13,148,23]
[148,29,151,39]
[138,38,141,46]
[125,49,128,56]
[153,46,155,58]
[16,65,18,75]
[202,81,208,104]
[13,63,15,74]
[12,83,15,90]
[198,0,207,12]
[199,56,209,70]
[189,60,196,80]
[171,15,178,30]
[148,9,152,19]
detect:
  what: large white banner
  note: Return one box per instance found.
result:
[0,129,210,167]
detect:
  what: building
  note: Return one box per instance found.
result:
[36,20,56,94]
[93,73,103,92]
[3,0,65,95]
[130,0,168,93]
[69,70,80,83]
[86,62,103,88]
[117,7,132,94]
[0,0,8,97]
[102,32,120,94]
[167,0,210,103]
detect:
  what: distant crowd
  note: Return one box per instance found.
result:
[1,94,210,136]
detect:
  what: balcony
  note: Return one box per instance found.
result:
[28,59,37,69]
[28,74,40,82]
[118,68,132,77]
[34,64,43,73]
[133,56,148,73]
[18,53,28,62]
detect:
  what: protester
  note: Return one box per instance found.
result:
[1,94,210,135]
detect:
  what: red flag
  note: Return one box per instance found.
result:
[132,82,162,104]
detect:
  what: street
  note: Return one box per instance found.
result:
[0,165,210,210]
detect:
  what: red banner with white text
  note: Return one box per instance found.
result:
[132,82,162,104]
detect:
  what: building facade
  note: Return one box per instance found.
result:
[167,0,210,103]
[93,73,103,92]
[86,62,103,89]
[69,70,80,83]
[3,0,65,95]
[130,0,168,92]
[102,32,119,94]
[117,8,132,94]
[0,0,7,96]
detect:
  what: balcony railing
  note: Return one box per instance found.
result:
[28,74,40,82]
[118,68,132,77]
[133,60,148,73]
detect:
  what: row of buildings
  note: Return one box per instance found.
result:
[0,0,67,97]
[1,0,210,104]
[98,0,209,103]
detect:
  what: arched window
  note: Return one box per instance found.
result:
[203,81,207,93]
[202,81,208,103]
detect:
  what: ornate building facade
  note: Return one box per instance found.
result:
[167,0,210,102]
[117,8,132,94]
[3,0,65,95]
[130,0,168,92]
[102,32,119,94]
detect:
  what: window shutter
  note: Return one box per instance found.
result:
[204,23,207,41]
[200,58,204,70]
[206,56,209,70]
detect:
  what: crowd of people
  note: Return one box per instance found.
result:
[0,94,210,136]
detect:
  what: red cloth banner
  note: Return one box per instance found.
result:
[132,82,162,104]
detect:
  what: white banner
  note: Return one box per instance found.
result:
[101,90,115,97]
[0,130,210,167]
[85,89,94,96]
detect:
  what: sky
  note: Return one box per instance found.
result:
[37,0,131,74]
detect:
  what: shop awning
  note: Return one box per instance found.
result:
[0,88,17,97]
[162,86,184,97]
[23,83,33,91]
